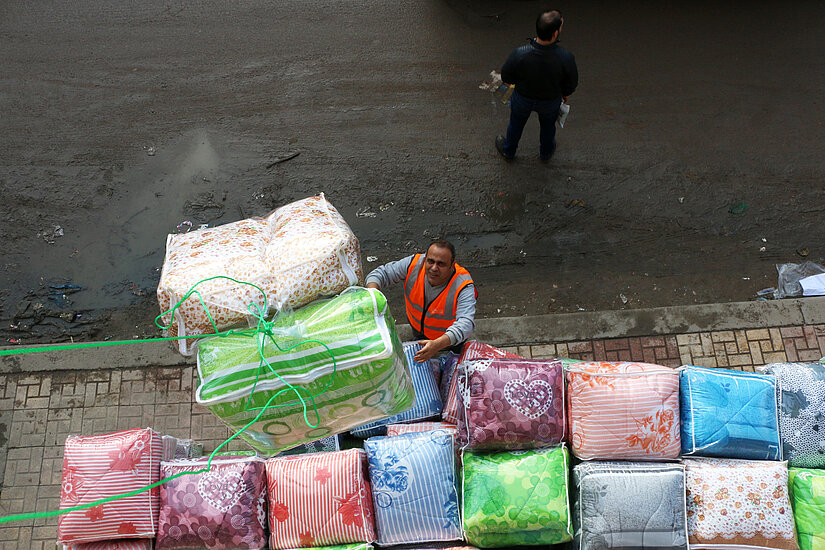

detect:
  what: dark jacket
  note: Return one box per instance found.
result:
[501,39,578,101]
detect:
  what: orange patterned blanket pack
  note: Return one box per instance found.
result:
[566,362,681,460]
[157,194,362,355]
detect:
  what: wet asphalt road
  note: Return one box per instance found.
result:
[1,0,824,343]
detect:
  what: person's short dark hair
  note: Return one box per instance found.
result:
[536,9,563,41]
[427,239,456,264]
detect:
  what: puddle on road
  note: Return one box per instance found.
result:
[14,130,260,314]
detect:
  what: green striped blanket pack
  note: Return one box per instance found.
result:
[196,287,415,455]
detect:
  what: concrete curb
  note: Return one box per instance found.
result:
[2,297,824,373]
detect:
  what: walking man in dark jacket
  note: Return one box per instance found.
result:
[495,9,578,161]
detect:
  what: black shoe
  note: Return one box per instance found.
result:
[495,135,514,160]
[540,140,557,162]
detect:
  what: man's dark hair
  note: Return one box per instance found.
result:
[427,239,456,263]
[536,9,563,41]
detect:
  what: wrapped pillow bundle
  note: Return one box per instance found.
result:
[461,446,572,547]
[157,193,363,355]
[442,341,524,424]
[364,431,461,545]
[156,456,267,550]
[266,449,376,549]
[456,358,565,450]
[788,468,825,550]
[684,458,797,550]
[57,428,163,545]
[761,362,825,467]
[351,342,442,437]
[573,462,688,550]
[566,362,681,460]
[386,422,458,438]
[680,365,781,460]
[196,288,414,455]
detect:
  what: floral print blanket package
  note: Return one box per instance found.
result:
[461,446,572,547]
[762,362,825,467]
[196,288,414,455]
[57,428,163,545]
[456,358,565,450]
[350,342,442,437]
[386,422,458,437]
[573,461,688,550]
[266,449,376,549]
[157,194,363,355]
[442,341,524,424]
[364,431,462,545]
[684,458,798,550]
[789,468,825,550]
[566,362,681,460]
[680,365,781,460]
[156,456,267,550]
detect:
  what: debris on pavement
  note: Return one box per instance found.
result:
[774,261,825,299]
[37,225,64,244]
[265,151,300,168]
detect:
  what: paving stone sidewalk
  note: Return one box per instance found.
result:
[1,300,824,549]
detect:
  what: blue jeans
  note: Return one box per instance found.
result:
[502,90,562,159]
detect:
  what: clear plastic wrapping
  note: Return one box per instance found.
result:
[195,287,414,455]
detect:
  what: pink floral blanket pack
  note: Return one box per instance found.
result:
[457,358,565,450]
[266,449,375,549]
[57,428,163,545]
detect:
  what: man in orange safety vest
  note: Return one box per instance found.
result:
[365,239,477,363]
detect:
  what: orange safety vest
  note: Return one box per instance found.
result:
[403,253,476,340]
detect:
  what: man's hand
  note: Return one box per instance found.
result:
[414,340,441,363]
[365,282,380,290]
[413,333,452,363]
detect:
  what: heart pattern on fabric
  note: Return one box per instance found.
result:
[504,379,553,419]
[197,470,246,512]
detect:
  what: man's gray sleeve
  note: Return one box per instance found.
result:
[445,284,476,345]
[364,255,414,289]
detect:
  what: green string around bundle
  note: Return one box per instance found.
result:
[0,275,339,524]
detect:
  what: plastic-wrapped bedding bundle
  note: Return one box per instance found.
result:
[279,434,341,456]
[62,541,154,550]
[680,365,781,460]
[157,193,363,355]
[156,456,267,550]
[282,545,373,550]
[350,341,442,437]
[456,358,564,450]
[57,428,163,545]
[266,449,375,549]
[573,462,688,550]
[761,362,825,467]
[442,341,525,424]
[788,468,825,550]
[386,422,458,437]
[684,458,798,550]
[461,445,572,547]
[566,362,681,460]
[195,287,414,455]
[364,431,461,545]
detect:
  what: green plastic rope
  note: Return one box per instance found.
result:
[0,275,341,524]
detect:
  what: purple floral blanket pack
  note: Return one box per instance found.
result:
[457,358,565,450]
[157,456,267,550]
